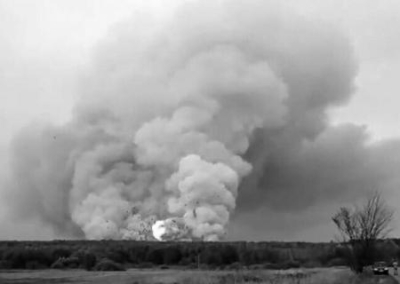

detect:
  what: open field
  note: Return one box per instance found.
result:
[1,241,400,283]
[0,268,399,284]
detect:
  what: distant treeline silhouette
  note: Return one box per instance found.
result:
[0,239,399,270]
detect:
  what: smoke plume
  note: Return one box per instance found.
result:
[3,0,400,241]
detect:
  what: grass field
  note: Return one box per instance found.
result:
[0,267,398,284]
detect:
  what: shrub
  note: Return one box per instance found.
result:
[163,246,182,264]
[263,262,284,270]
[220,245,239,264]
[327,257,347,267]
[248,264,263,270]
[187,263,200,269]
[25,260,47,270]
[63,257,80,268]
[135,262,154,269]
[0,260,12,269]
[226,262,242,270]
[82,251,97,271]
[283,260,301,269]
[50,257,79,269]
[93,258,126,271]
[146,248,164,265]
[179,258,195,267]
[51,259,66,269]
[51,247,72,260]
[2,247,52,269]
[303,260,322,268]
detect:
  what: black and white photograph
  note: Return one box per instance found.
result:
[1,0,400,283]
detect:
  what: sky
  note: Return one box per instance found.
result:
[2,0,400,148]
[1,0,400,242]
[0,0,400,152]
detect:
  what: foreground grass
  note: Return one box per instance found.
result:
[0,268,397,284]
[179,268,397,284]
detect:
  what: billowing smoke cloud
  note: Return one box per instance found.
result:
[3,0,400,241]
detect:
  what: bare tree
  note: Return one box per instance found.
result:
[332,192,394,273]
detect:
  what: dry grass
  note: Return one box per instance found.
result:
[0,267,395,284]
[179,268,350,284]
[178,268,397,284]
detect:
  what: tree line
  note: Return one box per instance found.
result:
[0,239,399,271]
[0,192,395,272]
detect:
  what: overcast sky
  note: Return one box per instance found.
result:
[1,0,400,149]
[1,0,400,241]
